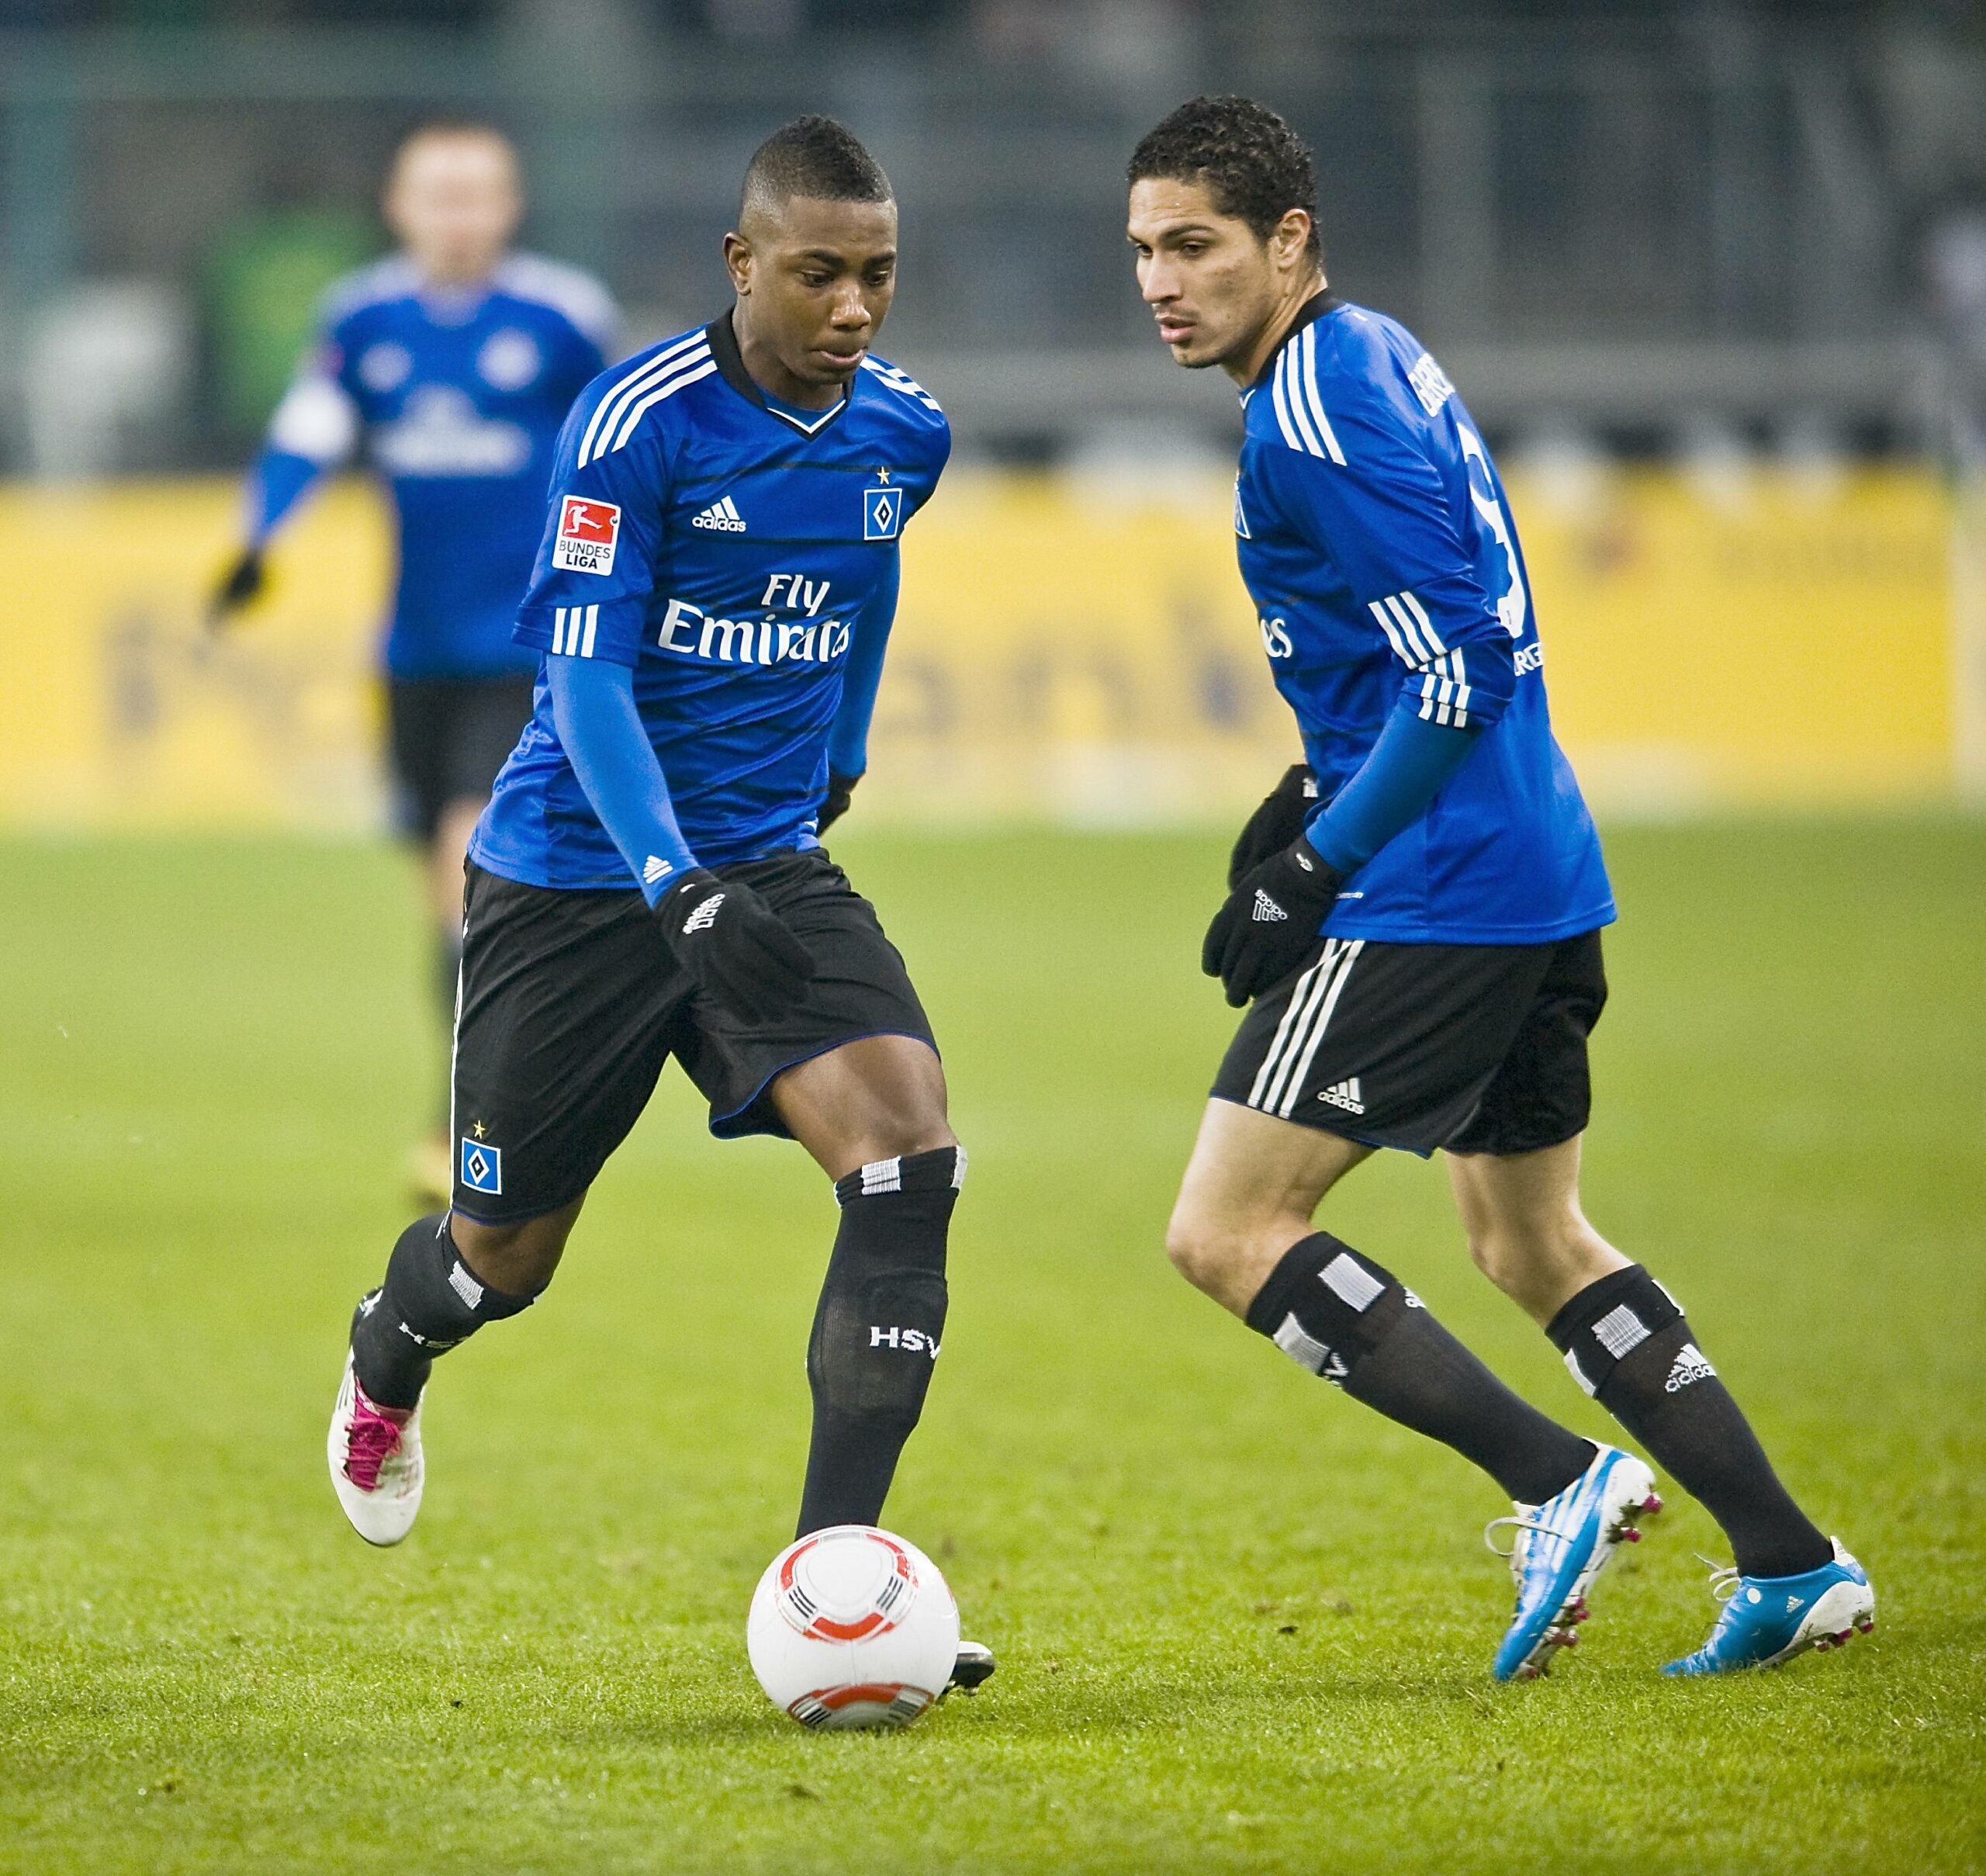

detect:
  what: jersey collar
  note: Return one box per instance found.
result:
[705,311,852,438]
[1242,289,1343,400]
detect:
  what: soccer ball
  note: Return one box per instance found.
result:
[746,1525,960,1729]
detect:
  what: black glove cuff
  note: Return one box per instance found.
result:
[1277,837,1344,915]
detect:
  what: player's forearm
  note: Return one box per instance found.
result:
[1306,634,1516,873]
[825,556,899,778]
[546,656,697,902]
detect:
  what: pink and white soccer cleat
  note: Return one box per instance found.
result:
[327,1349,424,1545]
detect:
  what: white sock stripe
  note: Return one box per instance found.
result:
[1273,1313,1332,1375]
[950,1145,968,1190]
[1593,1302,1651,1360]
[577,331,709,464]
[1278,939,1365,1117]
[1320,1251,1384,1312]
[448,1260,484,1310]
[859,1155,904,1196]
[1564,1347,1597,1396]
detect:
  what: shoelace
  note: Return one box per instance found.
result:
[1483,1513,1551,1562]
[1697,1552,1743,1605]
[343,1394,405,1493]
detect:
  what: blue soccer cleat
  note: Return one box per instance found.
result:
[1486,1444,1662,1681]
[1662,1539,1874,1676]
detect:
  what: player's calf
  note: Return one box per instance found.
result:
[1548,1263,1833,1581]
[348,1211,542,1410]
[796,1145,965,1537]
[1244,1230,1596,1507]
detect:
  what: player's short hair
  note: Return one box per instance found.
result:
[740,116,893,222]
[390,116,516,168]
[1128,95,1322,261]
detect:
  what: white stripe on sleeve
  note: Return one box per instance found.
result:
[576,331,708,466]
[1297,324,1347,464]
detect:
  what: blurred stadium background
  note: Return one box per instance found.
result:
[7,9,1986,1871]
[3,0,1986,829]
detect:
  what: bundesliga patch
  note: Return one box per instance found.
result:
[553,495,621,575]
[460,1138,503,1196]
[863,485,903,541]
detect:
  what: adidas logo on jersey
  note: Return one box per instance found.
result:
[1317,1077,1365,1115]
[1665,1341,1717,1393]
[692,496,747,532]
[1252,890,1288,922]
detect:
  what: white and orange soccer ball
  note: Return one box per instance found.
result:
[746,1525,960,1730]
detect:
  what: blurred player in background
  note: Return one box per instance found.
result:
[320,116,992,1693]
[209,119,619,1199]
[1128,95,1874,1680]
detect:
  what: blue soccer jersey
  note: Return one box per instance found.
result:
[1235,294,1614,944]
[244,252,618,679]
[469,317,951,886]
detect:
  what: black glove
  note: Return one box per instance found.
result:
[206,547,266,628]
[1227,762,1318,888]
[818,769,862,834]
[654,869,816,1026]
[1202,837,1344,1007]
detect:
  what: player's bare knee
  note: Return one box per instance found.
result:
[1466,1220,1553,1293]
[1164,1205,1246,1296]
[854,1117,957,1169]
[451,1206,574,1296]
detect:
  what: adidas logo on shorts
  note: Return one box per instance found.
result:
[1252,889,1288,922]
[1665,1341,1717,1393]
[692,495,747,532]
[1317,1076,1365,1115]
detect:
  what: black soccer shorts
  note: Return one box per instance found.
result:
[1210,928,1609,1157]
[448,850,936,1224]
[386,676,538,843]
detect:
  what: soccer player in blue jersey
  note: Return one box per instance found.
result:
[322,116,991,1691]
[211,120,618,1196]
[1126,96,1873,1679]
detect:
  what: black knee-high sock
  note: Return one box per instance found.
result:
[796,1147,964,1538]
[1247,1233,1593,1504]
[349,1212,537,1409]
[1548,1265,1831,1579]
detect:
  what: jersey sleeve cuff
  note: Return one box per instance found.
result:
[514,598,647,667]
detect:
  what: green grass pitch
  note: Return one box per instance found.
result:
[2,820,1983,1874]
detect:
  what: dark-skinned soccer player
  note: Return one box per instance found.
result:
[325,116,991,1694]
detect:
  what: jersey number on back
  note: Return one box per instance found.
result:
[1457,426,1528,640]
